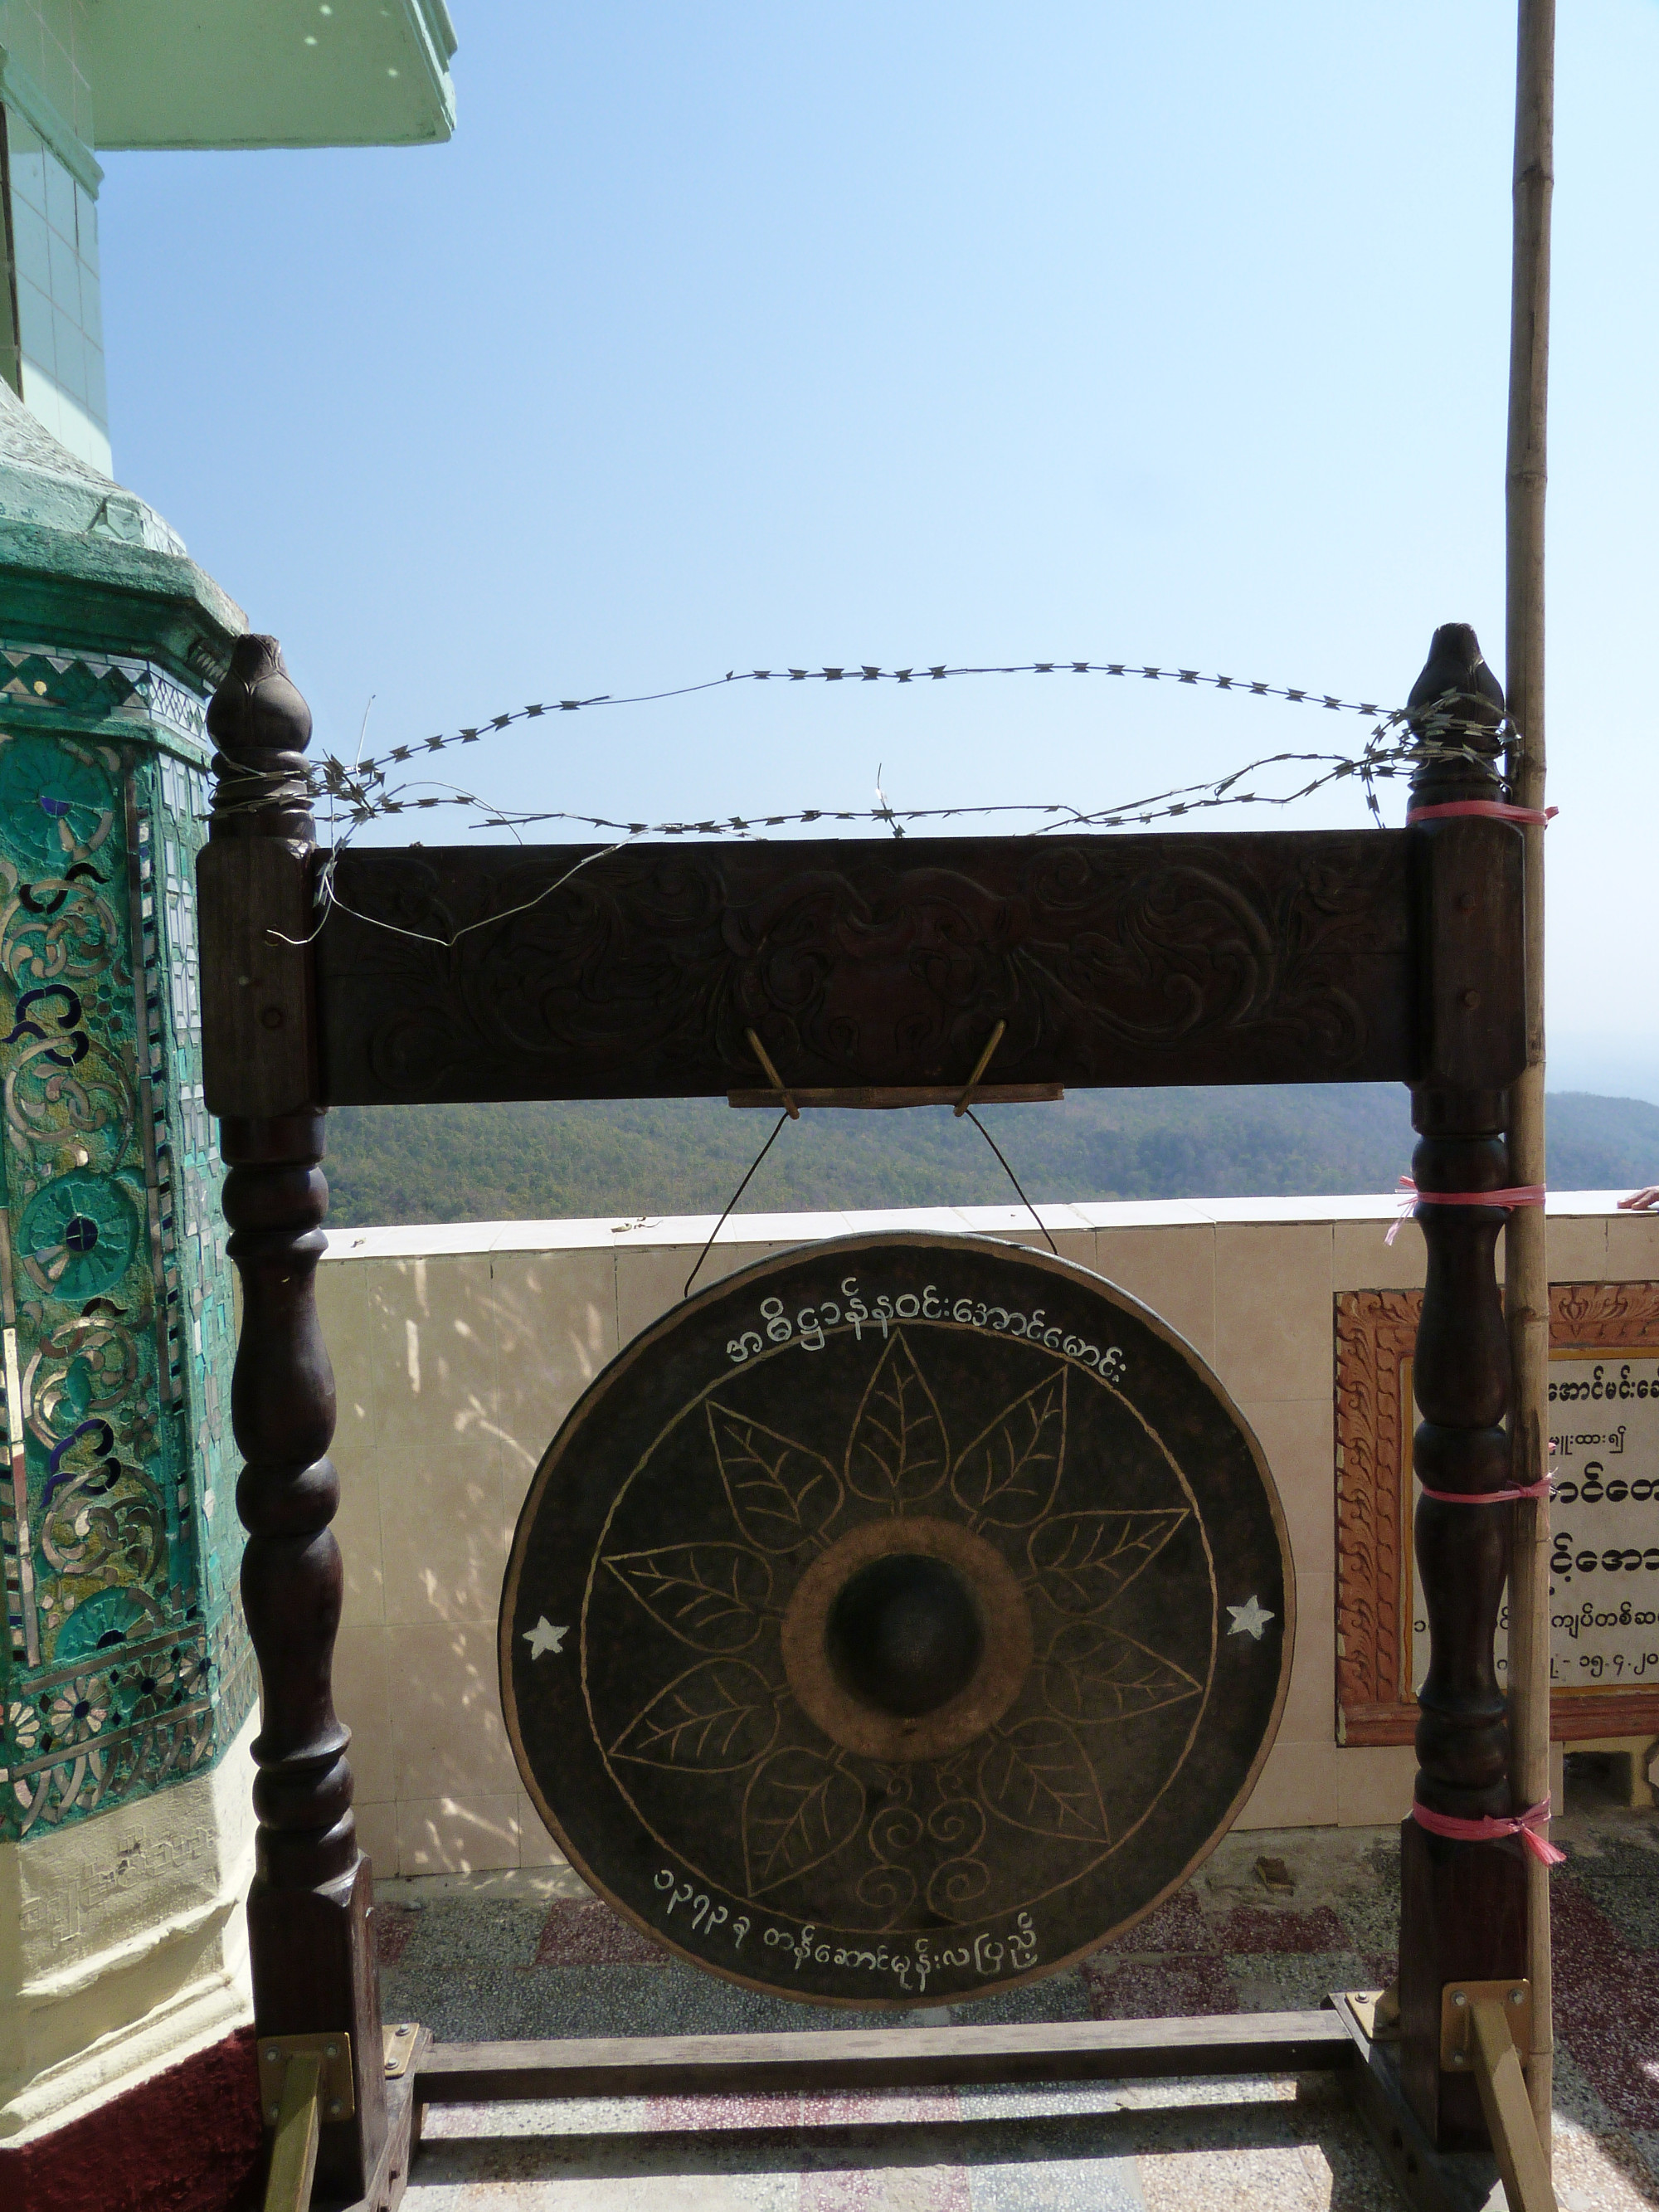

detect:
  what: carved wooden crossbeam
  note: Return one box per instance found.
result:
[203,819,1523,1118]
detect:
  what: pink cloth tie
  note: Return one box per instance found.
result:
[1411,1797,1565,1866]
[1385,1176,1546,1245]
[1405,800,1557,826]
[1418,1476,1551,1505]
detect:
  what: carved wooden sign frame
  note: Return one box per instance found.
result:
[1336,1280,1659,1744]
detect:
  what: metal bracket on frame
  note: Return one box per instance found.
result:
[1438,1980,1530,2073]
[1345,1985,1400,2043]
[1438,1983,1556,2212]
[259,2029,356,2125]
[258,2031,356,2212]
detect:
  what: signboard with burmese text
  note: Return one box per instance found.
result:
[1336,1284,1659,1745]
[1540,1354,1659,1696]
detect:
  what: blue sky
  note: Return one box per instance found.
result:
[97,2,1659,1097]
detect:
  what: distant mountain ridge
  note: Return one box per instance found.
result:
[319,1085,1659,1229]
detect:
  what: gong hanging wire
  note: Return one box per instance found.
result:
[961,1108,1059,1258]
[679,1098,1060,1298]
[683,1113,791,1300]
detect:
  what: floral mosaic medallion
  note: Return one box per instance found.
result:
[503,1233,1294,2006]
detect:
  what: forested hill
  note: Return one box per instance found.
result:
[319,1085,1659,1229]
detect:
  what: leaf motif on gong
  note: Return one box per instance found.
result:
[708,1405,844,1554]
[742,1745,864,1894]
[845,1333,949,1509]
[1042,1620,1202,1725]
[602,1542,774,1651]
[1027,1509,1188,1615]
[950,1367,1067,1527]
[609,1659,779,1772]
[979,1715,1109,1844]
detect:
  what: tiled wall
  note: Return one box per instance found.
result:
[319,1195,1642,1876]
[0,1,94,144]
[2,0,109,469]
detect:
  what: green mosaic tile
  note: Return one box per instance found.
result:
[0,649,249,1841]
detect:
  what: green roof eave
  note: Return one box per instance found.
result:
[0,519,246,688]
[85,0,456,152]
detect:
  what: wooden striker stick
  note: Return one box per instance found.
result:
[1503,0,1555,2154]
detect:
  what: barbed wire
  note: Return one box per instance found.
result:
[299,663,1515,840]
[246,668,1516,953]
[309,724,1505,842]
[322,656,1477,791]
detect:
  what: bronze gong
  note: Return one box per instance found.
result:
[501,1232,1294,2007]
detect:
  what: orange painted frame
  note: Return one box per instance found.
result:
[1335,1281,1659,1746]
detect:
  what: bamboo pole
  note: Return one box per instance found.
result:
[1503,0,1554,2155]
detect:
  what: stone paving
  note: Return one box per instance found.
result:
[378,1801,1659,2210]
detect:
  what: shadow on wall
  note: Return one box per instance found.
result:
[324,1247,618,1877]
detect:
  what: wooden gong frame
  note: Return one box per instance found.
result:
[199,625,1542,2210]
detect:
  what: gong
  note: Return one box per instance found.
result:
[501,1232,1293,2007]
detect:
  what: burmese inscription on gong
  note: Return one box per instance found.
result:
[502,1234,1293,2006]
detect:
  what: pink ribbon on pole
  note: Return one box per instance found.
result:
[1384,1176,1547,1246]
[1411,1797,1566,1866]
[1405,800,1558,826]
[1418,1476,1552,1504]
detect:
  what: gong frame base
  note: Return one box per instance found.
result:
[1331,1992,1511,2212]
[407,2005,1491,2212]
[414,2010,1353,2102]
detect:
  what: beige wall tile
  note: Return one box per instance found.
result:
[334,1445,385,1629]
[367,1256,500,1455]
[324,1208,1647,1854]
[1092,1225,1216,1362]
[1276,1572,1335,1745]
[317,1259,377,1451]
[1604,1213,1659,1283]
[977,1225,1099,1271]
[1233,1741,1340,1830]
[333,1623,396,1804]
[379,1437,505,1626]
[353,1800,398,1878]
[1213,1224,1333,1404]
[492,1250,619,1511]
[386,1623,520,1800]
[615,1240,788,1344]
[397,1795,521,1877]
[1525,1215,1608,1286]
[615,1243,713,1344]
[1335,1746,1415,1827]
[516,1791,569,1870]
[1239,1398,1335,1580]
[323,1262,383,1625]
[1333,1746,1559,1832]
[1333,1216,1423,1294]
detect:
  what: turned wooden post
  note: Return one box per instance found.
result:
[200,637,388,2201]
[1399,622,1530,2148]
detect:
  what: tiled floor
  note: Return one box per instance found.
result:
[379,1804,1659,2210]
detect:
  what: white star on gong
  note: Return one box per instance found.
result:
[1227,1595,1275,1641]
[523,1617,567,1659]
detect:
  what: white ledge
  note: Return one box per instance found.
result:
[319,1188,1645,1262]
